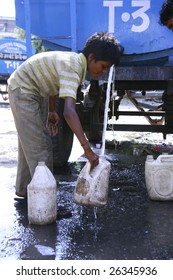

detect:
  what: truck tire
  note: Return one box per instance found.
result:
[85,99,103,143]
[52,117,74,170]
[51,97,73,170]
[85,81,106,143]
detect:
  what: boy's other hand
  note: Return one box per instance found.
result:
[47,111,60,136]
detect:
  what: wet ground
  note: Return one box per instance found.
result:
[1,95,173,260]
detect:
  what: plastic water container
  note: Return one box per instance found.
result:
[145,154,173,200]
[27,162,57,225]
[74,156,111,207]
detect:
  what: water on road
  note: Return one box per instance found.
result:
[1,98,173,260]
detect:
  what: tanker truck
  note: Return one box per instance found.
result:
[14,0,173,168]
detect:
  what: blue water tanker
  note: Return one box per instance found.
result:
[14,0,173,167]
[15,0,173,59]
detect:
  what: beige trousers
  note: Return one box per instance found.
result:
[8,87,53,197]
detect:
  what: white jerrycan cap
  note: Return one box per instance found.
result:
[38,161,46,166]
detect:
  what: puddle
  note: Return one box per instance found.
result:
[1,144,173,260]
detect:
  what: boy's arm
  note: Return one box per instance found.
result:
[49,95,57,112]
[63,97,99,169]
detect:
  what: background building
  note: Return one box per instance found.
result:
[0,16,16,38]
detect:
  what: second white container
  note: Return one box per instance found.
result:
[145,154,173,200]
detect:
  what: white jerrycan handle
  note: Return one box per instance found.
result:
[85,156,102,175]
[85,161,91,176]
[160,155,173,163]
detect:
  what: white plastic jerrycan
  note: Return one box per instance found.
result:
[74,156,111,207]
[145,154,173,200]
[27,162,57,225]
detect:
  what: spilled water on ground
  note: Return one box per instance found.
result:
[1,101,173,260]
[2,145,173,260]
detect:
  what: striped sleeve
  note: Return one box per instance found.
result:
[58,54,84,100]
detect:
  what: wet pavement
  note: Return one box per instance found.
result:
[1,96,173,260]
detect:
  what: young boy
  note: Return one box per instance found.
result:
[159,0,173,30]
[8,32,123,199]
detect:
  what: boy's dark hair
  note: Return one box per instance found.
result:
[82,32,124,65]
[159,0,173,25]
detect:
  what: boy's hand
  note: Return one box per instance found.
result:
[84,148,99,169]
[47,111,60,136]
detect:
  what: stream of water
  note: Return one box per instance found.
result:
[93,65,114,219]
[101,65,114,156]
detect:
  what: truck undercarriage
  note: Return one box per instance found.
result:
[1,67,173,169]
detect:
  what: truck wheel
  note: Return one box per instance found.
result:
[85,101,103,143]
[51,97,74,170]
[84,81,105,143]
[52,117,74,170]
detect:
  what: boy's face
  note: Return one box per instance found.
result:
[87,54,113,78]
[166,18,173,31]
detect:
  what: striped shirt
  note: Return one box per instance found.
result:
[8,51,87,100]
